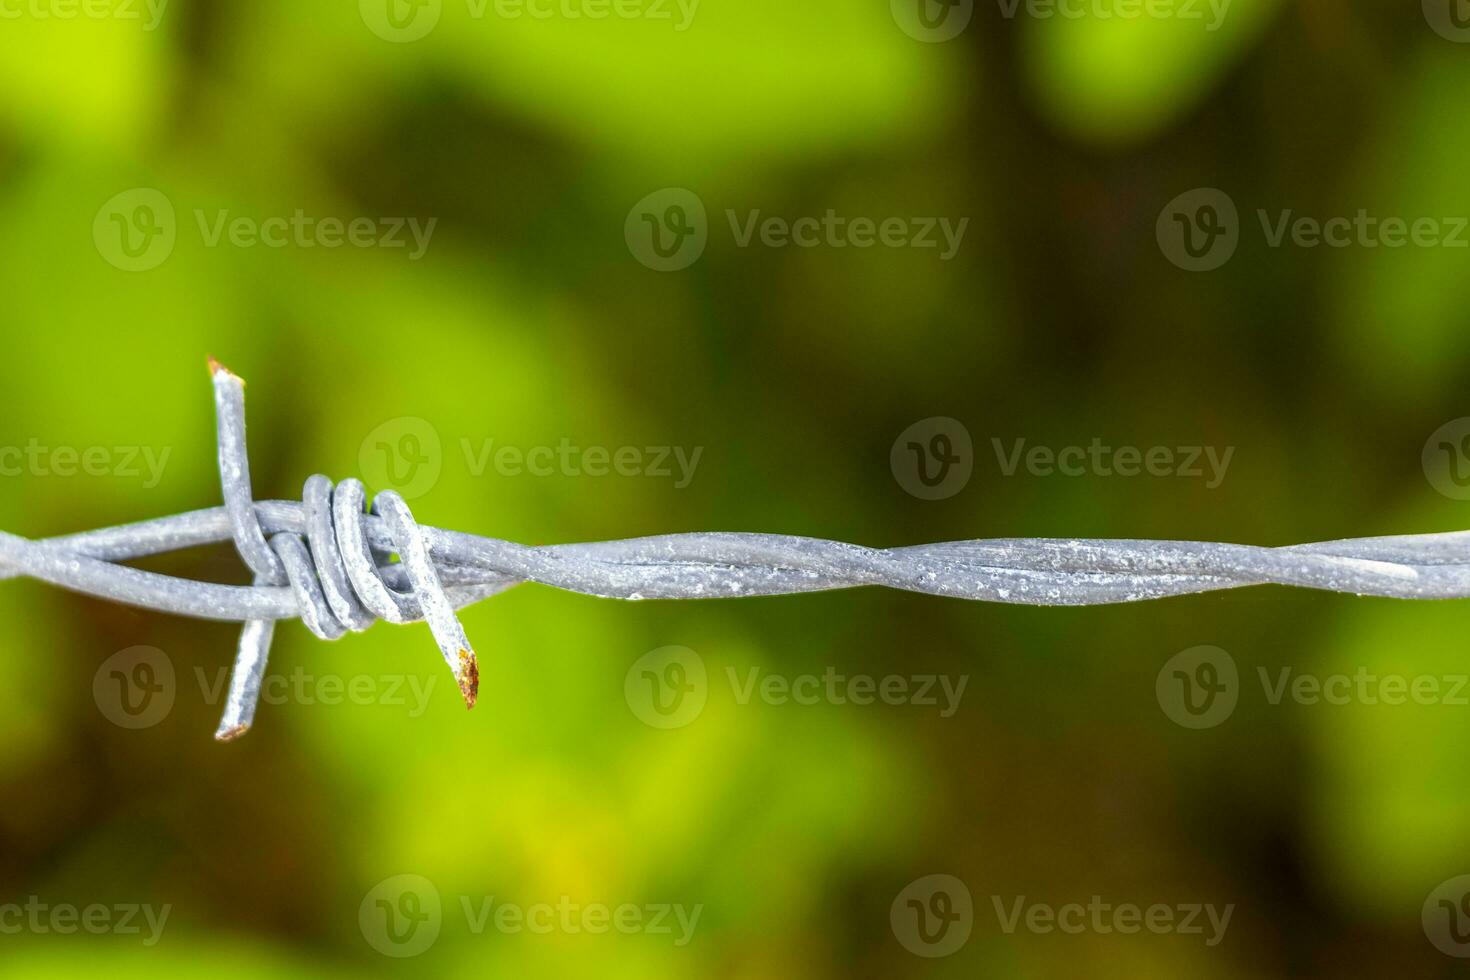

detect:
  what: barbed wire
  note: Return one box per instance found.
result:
[1,359,1467,740]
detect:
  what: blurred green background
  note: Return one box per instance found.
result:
[2,0,1469,976]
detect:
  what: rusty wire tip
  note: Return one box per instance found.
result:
[214,724,249,743]
[206,356,241,382]
[458,649,479,709]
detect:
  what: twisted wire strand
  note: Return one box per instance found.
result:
[0,360,1467,740]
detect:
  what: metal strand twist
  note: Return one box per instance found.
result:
[0,360,1467,740]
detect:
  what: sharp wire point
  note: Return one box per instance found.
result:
[215,725,249,743]
[459,649,479,710]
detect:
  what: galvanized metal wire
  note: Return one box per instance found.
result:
[2,360,1468,740]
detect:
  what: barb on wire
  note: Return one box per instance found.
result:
[1,360,1467,740]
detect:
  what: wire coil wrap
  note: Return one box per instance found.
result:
[209,362,478,739]
[0,359,1468,740]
